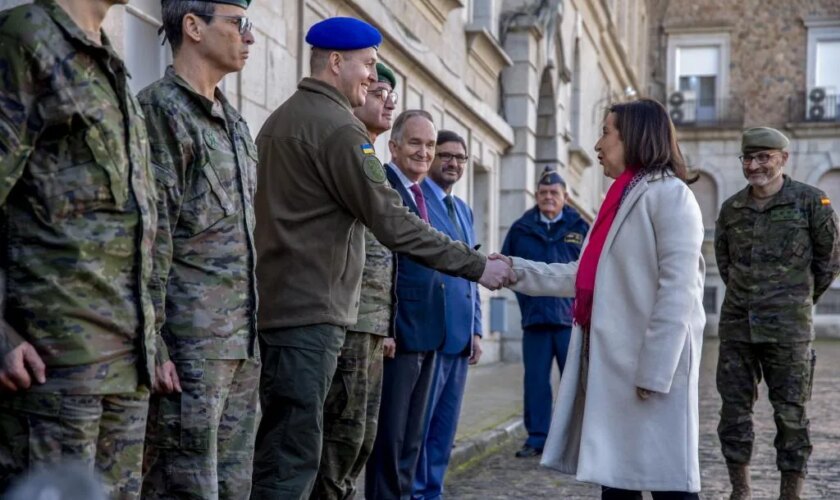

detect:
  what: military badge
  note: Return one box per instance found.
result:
[204,129,219,150]
[821,197,831,206]
[360,143,375,155]
[363,156,386,184]
[564,232,583,244]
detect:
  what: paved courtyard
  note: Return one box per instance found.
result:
[445,339,840,499]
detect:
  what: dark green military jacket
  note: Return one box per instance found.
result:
[139,68,258,361]
[0,0,157,393]
[715,175,840,342]
[351,229,393,336]
[254,78,485,330]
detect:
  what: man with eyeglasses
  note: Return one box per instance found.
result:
[412,130,485,499]
[501,166,589,460]
[137,1,259,498]
[715,127,840,500]
[312,62,398,500]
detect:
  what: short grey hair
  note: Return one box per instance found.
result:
[390,109,434,144]
[161,0,216,53]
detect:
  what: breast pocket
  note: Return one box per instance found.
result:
[176,160,238,238]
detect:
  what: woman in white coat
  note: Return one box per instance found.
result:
[495,99,705,499]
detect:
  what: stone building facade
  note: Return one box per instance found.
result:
[647,0,840,337]
[0,0,650,361]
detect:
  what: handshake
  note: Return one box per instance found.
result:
[478,253,517,290]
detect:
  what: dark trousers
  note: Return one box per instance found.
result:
[601,487,699,500]
[522,325,572,449]
[312,332,385,500]
[716,340,815,472]
[413,352,470,499]
[365,350,436,500]
[250,324,345,500]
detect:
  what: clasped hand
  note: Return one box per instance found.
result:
[478,253,517,290]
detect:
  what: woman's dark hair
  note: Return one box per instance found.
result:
[608,98,695,182]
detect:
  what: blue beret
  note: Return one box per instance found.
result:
[538,166,565,187]
[306,17,382,51]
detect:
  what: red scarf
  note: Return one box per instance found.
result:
[572,168,636,330]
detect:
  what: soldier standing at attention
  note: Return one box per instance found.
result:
[0,0,158,498]
[312,62,398,500]
[715,127,840,500]
[138,1,259,499]
[251,16,512,499]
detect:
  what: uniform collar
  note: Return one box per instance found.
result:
[164,66,240,123]
[731,175,794,211]
[37,0,126,73]
[298,77,353,112]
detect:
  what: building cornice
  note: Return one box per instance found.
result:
[411,0,465,31]
[466,25,514,80]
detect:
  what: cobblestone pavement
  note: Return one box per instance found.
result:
[445,339,840,499]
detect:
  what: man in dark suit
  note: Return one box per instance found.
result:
[365,110,445,499]
[412,131,483,499]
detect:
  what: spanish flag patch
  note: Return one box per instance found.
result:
[360,143,375,155]
[821,197,831,206]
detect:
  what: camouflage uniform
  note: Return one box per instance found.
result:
[313,229,392,500]
[0,1,157,498]
[138,68,260,500]
[715,175,840,472]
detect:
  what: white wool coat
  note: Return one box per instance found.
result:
[509,173,706,492]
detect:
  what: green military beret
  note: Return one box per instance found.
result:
[376,63,396,89]
[741,127,790,154]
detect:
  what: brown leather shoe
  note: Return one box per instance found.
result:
[778,471,805,500]
[514,445,543,458]
[727,463,752,500]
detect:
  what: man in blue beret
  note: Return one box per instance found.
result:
[137,0,259,498]
[251,15,514,500]
[501,166,589,459]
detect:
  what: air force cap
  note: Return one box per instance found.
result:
[538,166,566,187]
[306,17,382,51]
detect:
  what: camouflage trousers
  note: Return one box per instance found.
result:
[716,340,816,472]
[142,357,261,499]
[312,332,385,500]
[0,387,150,499]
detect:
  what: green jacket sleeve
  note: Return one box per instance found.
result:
[317,124,486,281]
[810,195,840,303]
[714,213,730,286]
[141,102,192,364]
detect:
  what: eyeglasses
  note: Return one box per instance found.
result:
[738,152,779,166]
[367,88,398,105]
[437,152,468,164]
[208,15,253,35]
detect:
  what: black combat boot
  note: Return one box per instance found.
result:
[727,463,751,500]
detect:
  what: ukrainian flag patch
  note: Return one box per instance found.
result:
[360,143,375,155]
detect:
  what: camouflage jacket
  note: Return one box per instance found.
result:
[0,0,157,394]
[351,228,393,336]
[715,175,840,342]
[139,67,258,361]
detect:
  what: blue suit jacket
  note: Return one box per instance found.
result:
[386,166,446,353]
[422,179,482,356]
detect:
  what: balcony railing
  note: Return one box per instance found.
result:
[666,95,745,128]
[788,90,840,123]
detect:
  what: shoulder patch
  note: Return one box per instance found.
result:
[360,143,375,155]
[363,156,386,184]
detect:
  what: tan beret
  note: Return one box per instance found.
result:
[741,127,789,154]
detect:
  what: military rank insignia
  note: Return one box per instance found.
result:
[360,143,375,155]
[564,232,583,244]
[821,196,831,206]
